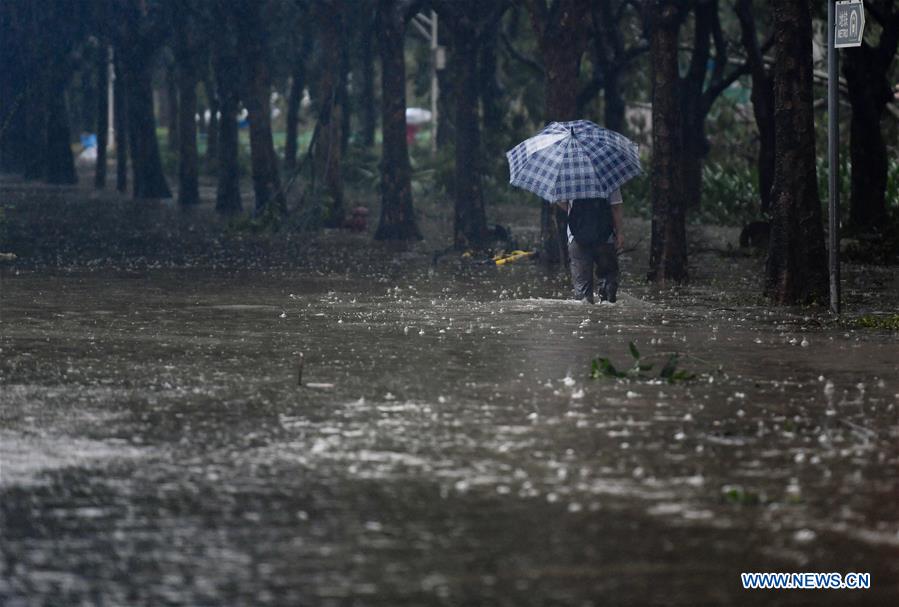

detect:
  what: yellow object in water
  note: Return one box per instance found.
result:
[494,250,535,266]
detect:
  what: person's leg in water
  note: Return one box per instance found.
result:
[568,240,596,304]
[596,243,619,303]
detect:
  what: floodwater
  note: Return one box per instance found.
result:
[2,255,897,606]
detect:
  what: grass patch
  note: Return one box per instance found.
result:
[855,314,899,330]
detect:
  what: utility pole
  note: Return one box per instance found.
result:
[829,0,866,314]
[827,0,840,314]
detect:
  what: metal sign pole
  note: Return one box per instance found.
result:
[828,0,841,315]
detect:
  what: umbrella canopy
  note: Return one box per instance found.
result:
[405,107,433,125]
[506,120,642,202]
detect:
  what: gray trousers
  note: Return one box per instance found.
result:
[568,240,618,301]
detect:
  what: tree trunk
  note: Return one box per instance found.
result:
[842,12,899,232]
[359,14,377,148]
[436,60,455,149]
[214,53,241,214]
[114,58,129,193]
[765,0,828,305]
[0,2,27,174]
[751,80,776,216]
[165,66,179,153]
[235,2,286,216]
[736,0,775,215]
[374,0,421,240]
[647,4,688,284]
[125,63,172,198]
[44,69,77,185]
[452,20,489,248]
[679,1,713,212]
[313,0,346,225]
[528,0,591,263]
[176,67,199,206]
[95,48,109,189]
[479,13,504,154]
[203,76,219,171]
[845,65,888,230]
[339,32,352,154]
[124,58,172,199]
[603,69,626,135]
[284,56,307,172]
[22,78,47,181]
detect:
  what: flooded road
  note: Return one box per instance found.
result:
[1,259,898,605]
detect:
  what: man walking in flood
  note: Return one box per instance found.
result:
[557,191,624,304]
[506,120,640,303]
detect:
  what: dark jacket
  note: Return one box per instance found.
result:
[567,197,613,246]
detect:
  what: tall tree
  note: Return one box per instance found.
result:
[478,10,505,155]
[172,0,202,206]
[114,0,172,199]
[0,1,28,174]
[202,74,219,171]
[284,17,313,172]
[4,1,80,184]
[113,54,129,194]
[581,0,648,133]
[526,0,591,263]
[94,46,110,189]
[312,0,347,225]
[42,1,78,185]
[44,60,77,185]
[436,1,509,249]
[233,0,286,216]
[212,1,242,214]
[735,0,775,215]
[842,1,899,231]
[645,0,688,284]
[358,3,378,148]
[374,0,421,240]
[765,0,828,305]
[164,62,179,153]
[677,0,754,211]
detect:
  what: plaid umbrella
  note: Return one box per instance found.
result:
[506,120,642,202]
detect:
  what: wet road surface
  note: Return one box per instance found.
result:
[1,262,898,606]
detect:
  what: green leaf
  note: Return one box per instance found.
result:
[638,363,654,372]
[668,369,697,384]
[590,357,623,379]
[628,342,640,360]
[659,354,679,379]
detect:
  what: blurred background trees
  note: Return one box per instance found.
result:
[0,0,897,304]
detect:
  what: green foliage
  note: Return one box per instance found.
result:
[722,485,762,506]
[616,161,652,220]
[589,341,696,383]
[343,146,380,191]
[816,152,851,215]
[225,202,287,235]
[886,156,899,219]
[409,145,454,203]
[697,162,761,226]
[855,314,899,331]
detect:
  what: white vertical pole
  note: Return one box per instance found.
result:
[430,10,439,155]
